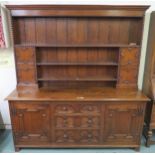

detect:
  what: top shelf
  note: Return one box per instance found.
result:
[14,44,140,48]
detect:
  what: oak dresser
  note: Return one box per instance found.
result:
[6,5,149,151]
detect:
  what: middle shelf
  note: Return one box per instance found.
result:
[36,62,118,66]
[37,77,117,82]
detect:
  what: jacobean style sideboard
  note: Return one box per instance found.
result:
[143,11,155,147]
[6,5,149,151]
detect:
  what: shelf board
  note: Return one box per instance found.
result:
[36,62,118,66]
[38,77,117,82]
[15,44,140,48]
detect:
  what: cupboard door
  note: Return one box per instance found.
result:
[10,102,51,144]
[103,103,145,145]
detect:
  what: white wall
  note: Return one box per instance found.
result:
[0,48,16,129]
[0,0,155,129]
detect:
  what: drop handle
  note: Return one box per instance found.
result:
[63,134,68,138]
[87,119,93,124]
[64,119,68,124]
[42,114,46,117]
[88,106,93,111]
[62,107,67,111]
[88,134,92,138]
[127,61,132,65]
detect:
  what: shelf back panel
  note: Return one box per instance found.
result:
[13,17,143,46]
[36,47,119,64]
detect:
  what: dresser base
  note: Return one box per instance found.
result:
[6,88,149,152]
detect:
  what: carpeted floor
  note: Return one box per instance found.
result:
[0,130,155,153]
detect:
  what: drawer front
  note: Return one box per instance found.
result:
[17,64,36,84]
[55,116,75,128]
[79,130,100,143]
[54,103,100,115]
[120,47,139,66]
[55,104,75,114]
[54,130,76,143]
[80,116,100,128]
[15,47,35,63]
[55,116,100,129]
[80,104,100,114]
[54,130,100,144]
[118,66,138,84]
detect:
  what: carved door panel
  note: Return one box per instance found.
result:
[11,102,51,144]
[104,103,145,145]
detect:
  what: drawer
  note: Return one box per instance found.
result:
[80,104,100,114]
[55,116,100,129]
[118,66,138,84]
[54,129,100,144]
[120,47,139,66]
[54,103,100,115]
[15,47,35,63]
[79,130,100,143]
[54,130,76,143]
[17,63,36,84]
[55,104,75,114]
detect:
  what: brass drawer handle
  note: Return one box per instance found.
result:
[88,134,92,138]
[64,119,68,124]
[62,107,67,111]
[88,106,93,111]
[87,119,93,124]
[63,134,68,139]
[42,114,46,117]
[127,61,132,65]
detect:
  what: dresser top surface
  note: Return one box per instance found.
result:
[6,5,149,10]
[6,87,149,102]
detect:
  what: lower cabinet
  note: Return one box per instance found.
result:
[104,103,145,145]
[10,102,51,145]
[9,101,145,150]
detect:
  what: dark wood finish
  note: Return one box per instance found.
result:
[142,11,155,147]
[6,5,149,151]
[8,88,148,148]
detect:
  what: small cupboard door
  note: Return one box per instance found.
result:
[10,102,51,144]
[103,102,145,145]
